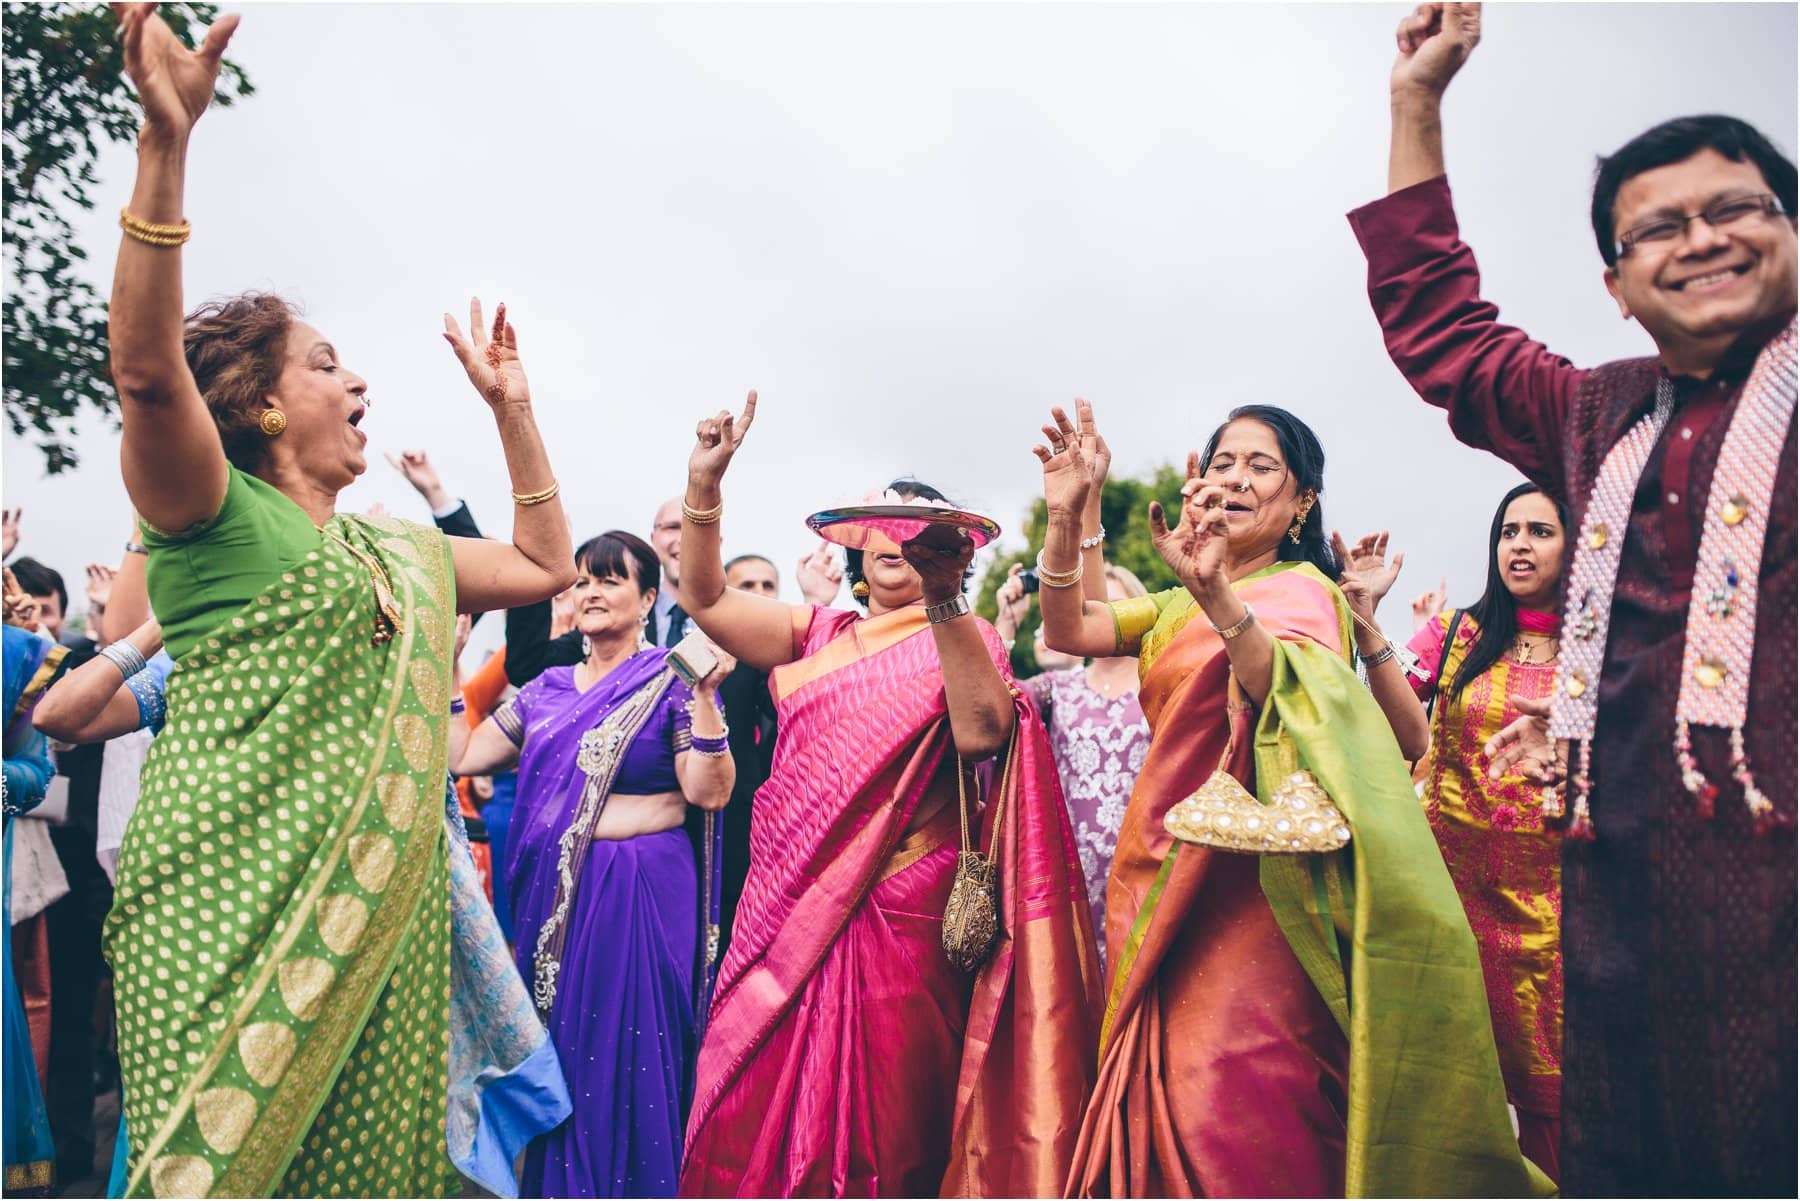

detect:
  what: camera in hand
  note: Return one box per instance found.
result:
[1018,567,1041,595]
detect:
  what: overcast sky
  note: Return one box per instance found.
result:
[5,2,1795,659]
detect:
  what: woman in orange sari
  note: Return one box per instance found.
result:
[674,393,1100,1198]
[1038,401,1548,1198]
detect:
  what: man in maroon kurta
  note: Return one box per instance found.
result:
[1347,4,1796,1194]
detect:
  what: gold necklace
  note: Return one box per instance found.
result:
[1512,632,1560,665]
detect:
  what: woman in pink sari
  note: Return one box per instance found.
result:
[674,393,1101,1198]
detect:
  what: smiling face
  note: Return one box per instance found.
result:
[1495,491,1566,611]
[649,498,683,590]
[573,552,656,644]
[264,321,370,494]
[1198,418,1311,564]
[1604,148,1799,370]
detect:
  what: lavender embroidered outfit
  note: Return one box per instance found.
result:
[1023,667,1149,968]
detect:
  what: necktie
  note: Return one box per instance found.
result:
[663,603,688,648]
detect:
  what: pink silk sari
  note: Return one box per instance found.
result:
[681,605,1099,1198]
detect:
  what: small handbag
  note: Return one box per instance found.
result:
[941,744,1013,972]
[1163,683,1350,855]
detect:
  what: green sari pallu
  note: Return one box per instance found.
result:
[104,517,461,1198]
[1254,628,1556,1198]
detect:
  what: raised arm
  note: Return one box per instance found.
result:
[1334,530,1431,761]
[98,514,153,645]
[905,529,1017,760]
[108,4,240,534]
[1350,2,1580,493]
[1387,2,1481,194]
[33,620,165,744]
[438,300,577,614]
[678,392,805,671]
[1036,403,1125,659]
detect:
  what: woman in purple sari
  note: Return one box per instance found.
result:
[454,531,734,1198]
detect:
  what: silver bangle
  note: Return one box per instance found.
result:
[124,541,148,556]
[925,594,971,624]
[1361,643,1398,669]
[99,641,150,679]
[1210,603,1256,641]
[1078,527,1106,550]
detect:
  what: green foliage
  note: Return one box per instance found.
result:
[3,2,252,473]
[976,463,1187,675]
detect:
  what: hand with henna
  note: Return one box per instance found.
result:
[443,299,531,411]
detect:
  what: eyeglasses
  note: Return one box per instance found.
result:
[1616,193,1786,258]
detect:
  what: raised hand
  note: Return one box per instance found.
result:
[901,526,975,605]
[795,539,844,606]
[1391,2,1481,98]
[1032,405,1093,516]
[1484,693,1564,785]
[549,585,579,639]
[1410,575,1450,633]
[3,568,40,632]
[1072,398,1112,499]
[443,299,530,410]
[113,3,240,138]
[453,613,474,665]
[689,391,757,489]
[2,508,19,560]
[1332,529,1405,618]
[993,562,1031,641]
[1148,452,1230,594]
[385,449,451,509]
[84,564,117,616]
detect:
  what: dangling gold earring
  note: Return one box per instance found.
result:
[852,580,870,601]
[1289,498,1313,544]
[259,408,287,437]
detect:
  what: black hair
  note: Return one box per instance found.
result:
[843,478,974,609]
[723,553,776,575]
[1592,115,1797,267]
[8,557,66,615]
[1198,405,1339,580]
[574,530,660,600]
[1447,483,1571,699]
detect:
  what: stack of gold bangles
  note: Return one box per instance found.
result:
[512,481,561,506]
[119,208,191,247]
[682,499,723,526]
[1034,549,1083,588]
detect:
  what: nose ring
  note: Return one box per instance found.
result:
[1234,481,1250,493]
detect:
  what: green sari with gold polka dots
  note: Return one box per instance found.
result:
[105,508,461,1199]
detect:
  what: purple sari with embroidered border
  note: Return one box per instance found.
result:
[680,605,1099,1199]
[501,648,719,1198]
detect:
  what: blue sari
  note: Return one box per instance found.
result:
[4,626,66,1194]
[498,648,724,1198]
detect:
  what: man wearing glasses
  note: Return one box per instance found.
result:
[1346,3,1795,1195]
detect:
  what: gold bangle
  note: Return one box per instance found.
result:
[119,208,191,247]
[682,499,723,526]
[511,480,561,507]
[1033,548,1083,588]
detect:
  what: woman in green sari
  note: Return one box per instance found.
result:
[102,7,577,1196]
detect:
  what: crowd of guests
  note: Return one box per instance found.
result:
[3,1,1794,1197]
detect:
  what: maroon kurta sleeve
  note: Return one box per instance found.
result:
[1348,175,1587,498]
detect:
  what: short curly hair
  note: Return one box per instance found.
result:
[182,292,301,474]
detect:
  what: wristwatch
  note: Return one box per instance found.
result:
[925,595,970,625]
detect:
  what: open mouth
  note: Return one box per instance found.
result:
[1223,502,1253,513]
[1508,560,1536,576]
[348,404,368,428]
[1669,263,1751,291]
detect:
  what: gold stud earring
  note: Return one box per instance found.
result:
[852,580,870,601]
[259,408,287,437]
[1289,498,1313,544]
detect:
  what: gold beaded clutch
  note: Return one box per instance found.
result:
[1164,768,1351,855]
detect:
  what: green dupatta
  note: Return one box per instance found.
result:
[1255,607,1556,1198]
[105,514,459,1199]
